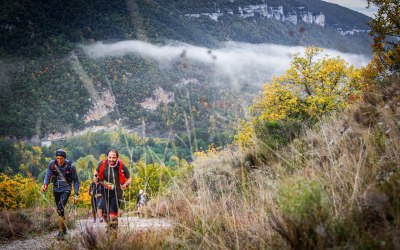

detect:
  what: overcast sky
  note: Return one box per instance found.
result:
[323,0,377,17]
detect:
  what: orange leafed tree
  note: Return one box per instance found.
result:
[250,46,363,122]
[235,46,365,148]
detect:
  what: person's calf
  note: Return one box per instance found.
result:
[98,209,103,217]
[107,215,118,229]
[58,216,67,233]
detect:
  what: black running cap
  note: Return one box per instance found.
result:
[56,149,66,158]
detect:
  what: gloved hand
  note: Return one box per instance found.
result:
[73,195,78,205]
[41,184,48,192]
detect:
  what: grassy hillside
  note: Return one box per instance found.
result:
[135,75,399,249]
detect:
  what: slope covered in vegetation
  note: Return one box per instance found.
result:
[150,75,399,248]
[132,1,400,248]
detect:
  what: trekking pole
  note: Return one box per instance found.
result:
[41,191,46,233]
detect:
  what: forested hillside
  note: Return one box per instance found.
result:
[0,0,372,139]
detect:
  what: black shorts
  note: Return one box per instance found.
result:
[54,191,71,216]
[91,196,105,211]
[54,191,70,206]
[97,197,105,210]
[104,190,121,215]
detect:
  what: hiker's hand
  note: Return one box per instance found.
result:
[121,183,128,190]
[41,184,48,192]
[73,195,78,205]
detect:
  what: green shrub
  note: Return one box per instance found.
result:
[277,179,329,223]
[255,120,304,150]
[371,126,386,156]
[274,179,331,248]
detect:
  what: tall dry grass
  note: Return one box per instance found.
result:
[123,77,399,249]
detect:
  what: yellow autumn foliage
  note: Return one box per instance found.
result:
[251,46,364,123]
[236,46,366,148]
[71,179,92,208]
[194,144,222,158]
[234,121,255,149]
[0,174,41,209]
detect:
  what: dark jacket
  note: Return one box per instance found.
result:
[43,159,80,195]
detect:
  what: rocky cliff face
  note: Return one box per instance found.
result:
[138,0,372,55]
[185,3,327,27]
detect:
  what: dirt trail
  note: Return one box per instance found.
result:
[0,216,173,250]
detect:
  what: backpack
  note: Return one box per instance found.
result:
[98,159,127,186]
[50,160,73,184]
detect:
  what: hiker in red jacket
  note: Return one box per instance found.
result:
[94,149,131,237]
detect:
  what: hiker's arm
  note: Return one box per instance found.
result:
[121,165,132,190]
[121,176,132,190]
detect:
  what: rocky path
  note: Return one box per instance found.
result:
[0,216,173,250]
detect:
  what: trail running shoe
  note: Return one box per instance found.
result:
[99,217,104,223]
[93,218,96,223]
[57,231,65,241]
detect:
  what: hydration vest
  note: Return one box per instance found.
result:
[50,160,73,184]
[98,159,127,185]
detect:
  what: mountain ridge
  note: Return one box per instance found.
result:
[0,0,372,57]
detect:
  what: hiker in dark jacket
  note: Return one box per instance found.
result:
[41,149,80,240]
[89,175,105,223]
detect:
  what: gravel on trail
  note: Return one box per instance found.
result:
[0,216,173,250]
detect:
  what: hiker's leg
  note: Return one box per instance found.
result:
[97,198,104,217]
[54,192,64,232]
[109,213,118,229]
[108,194,118,225]
[107,194,118,238]
[54,191,61,213]
[109,213,118,239]
[98,209,103,218]
[91,197,97,219]
[102,194,110,223]
[58,216,66,232]
[57,191,71,233]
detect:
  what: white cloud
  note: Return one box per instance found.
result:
[81,40,371,86]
